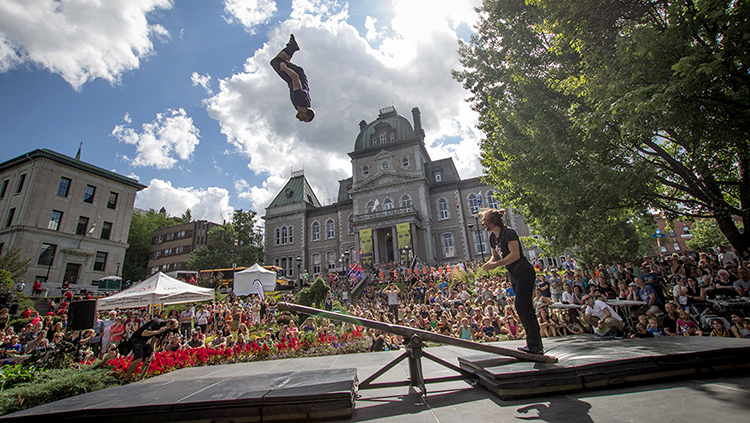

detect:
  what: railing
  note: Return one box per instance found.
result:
[353,206,422,223]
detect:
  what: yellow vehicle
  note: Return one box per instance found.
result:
[198,265,293,292]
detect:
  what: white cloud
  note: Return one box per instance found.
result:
[191,72,213,95]
[136,179,234,223]
[0,0,173,89]
[223,0,277,33]
[112,108,201,169]
[364,16,383,42]
[206,0,484,212]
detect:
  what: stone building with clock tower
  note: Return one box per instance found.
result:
[262,106,544,280]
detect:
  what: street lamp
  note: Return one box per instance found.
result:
[233,239,238,269]
[116,262,121,276]
[466,224,474,262]
[296,256,302,289]
[472,213,485,261]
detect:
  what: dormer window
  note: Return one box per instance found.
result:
[363,165,370,176]
[435,172,442,182]
[401,156,409,168]
[380,161,390,170]
[390,132,395,142]
[379,132,386,144]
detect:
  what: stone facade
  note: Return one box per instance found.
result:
[0,149,145,295]
[263,107,548,279]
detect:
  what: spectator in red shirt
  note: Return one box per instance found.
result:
[32,281,43,299]
[20,306,32,319]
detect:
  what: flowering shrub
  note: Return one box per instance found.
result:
[106,328,367,380]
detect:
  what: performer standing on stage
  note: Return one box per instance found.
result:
[481,208,544,354]
[269,34,315,123]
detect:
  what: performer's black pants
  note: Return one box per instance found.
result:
[270,57,308,90]
[509,261,544,352]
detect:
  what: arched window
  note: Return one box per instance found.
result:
[366,201,375,213]
[281,226,288,244]
[326,219,335,239]
[401,156,409,168]
[437,198,449,220]
[468,194,479,214]
[326,251,336,269]
[390,132,396,142]
[362,165,370,176]
[487,190,499,209]
[311,221,320,241]
[442,233,455,257]
[400,194,412,208]
[312,253,321,275]
[275,227,281,245]
[288,225,294,243]
[348,214,354,235]
[379,132,386,144]
[383,198,394,210]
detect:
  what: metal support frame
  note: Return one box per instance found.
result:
[358,335,477,399]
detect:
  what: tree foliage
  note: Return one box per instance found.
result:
[187,209,263,271]
[454,0,749,257]
[0,247,30,283]
[686,218,732,251]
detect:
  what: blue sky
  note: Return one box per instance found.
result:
[0,0,483,224]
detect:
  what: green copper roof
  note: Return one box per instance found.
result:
[354,107,417,151]
[268,174,321,208]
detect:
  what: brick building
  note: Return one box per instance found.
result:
[147,220,217,275]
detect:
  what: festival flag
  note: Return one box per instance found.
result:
[477,190,483,207]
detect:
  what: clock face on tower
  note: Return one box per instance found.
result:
[285,188,293,198]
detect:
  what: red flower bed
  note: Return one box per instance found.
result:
[107,329,366,379]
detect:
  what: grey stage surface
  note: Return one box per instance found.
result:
[2,336,750,422]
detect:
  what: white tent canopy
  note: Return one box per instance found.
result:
[97,272,214,310]
[234,264,276,296]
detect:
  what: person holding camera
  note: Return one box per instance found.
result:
[384,283,401,322]
[124,314,179,382]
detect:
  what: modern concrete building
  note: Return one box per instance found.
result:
[262,106,547,280]
[147,220,218,275]
[0,149,146,295]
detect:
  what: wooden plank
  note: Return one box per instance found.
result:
[278,302,558,363]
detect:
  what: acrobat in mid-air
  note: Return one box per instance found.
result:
[270,34,315,123]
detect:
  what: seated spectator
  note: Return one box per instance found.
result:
[729,314,749,338]
[478,317,498,342]
[165,333,182,352]
[684,276,707,315]
[675,310,702,336]
[102,344,120,362]
[673,278,689,309]
[562,312,583,335]
[4,335,23,356]
[537,308,557,338]
[533,288,553,313]
[733,267,750,296]
[661,303,679,336]
[709,319,731,337]
[582,295,624,336]
[630,323,653,338]
[635,277,663,318]
[561,284,575,304]
[455,318,473,340]
[647,317,669,337]
[186,332,204,348]
[505,316,524,340]
[435,314,453,336]
[571,285,585,305]
[712,269,737,297]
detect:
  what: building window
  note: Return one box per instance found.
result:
[107,192,118,209]
[669,230,676,237]
[468,194,479,215]
[379,132,386,144]
[311,221,320,241]
[362,165,370,176]
[435,172,442,182]
[348,214,354,235]
[275,228,281,245]
[76,216,89,235]
[282,226,288,244]
[442,233,455,257]
[390,132,396,142]
[474,231,488,255]
[380,160,390,170]
[673,242,681,251]
[5,208,15,228]
[383,198,394,212]
[660,245,668,253]
[400,194,412,208]
[487,190,499,209]
[366,201,375,213]
[437,198,449,220]
[288,225,294,243]
[94,251,108,271]
[57,177,72,197]
[83,185,96,203]
[312,253,321,275]
[15,174,26,194]
[401,157,410,168]
[48,210,63,231]
[0,180,8,199]
[101,221,112,240]
[37,243,57,266]
[326,219,335,239]
[327,251,336,270]
[682,225,690,235]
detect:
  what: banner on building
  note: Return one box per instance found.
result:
[359,228,373,267]
[396,222,411,250]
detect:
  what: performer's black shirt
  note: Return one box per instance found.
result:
[489,226,525,272]
[132,319,165,340]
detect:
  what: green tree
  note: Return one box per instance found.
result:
[187,209,263,271]
[686,219,732,251]
[0,247,30,282]
[180,208,193,224]
[122,209,181,282]
[454,0,749,256]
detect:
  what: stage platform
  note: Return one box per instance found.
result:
[459,336,750,400]
[2,336,749,422]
